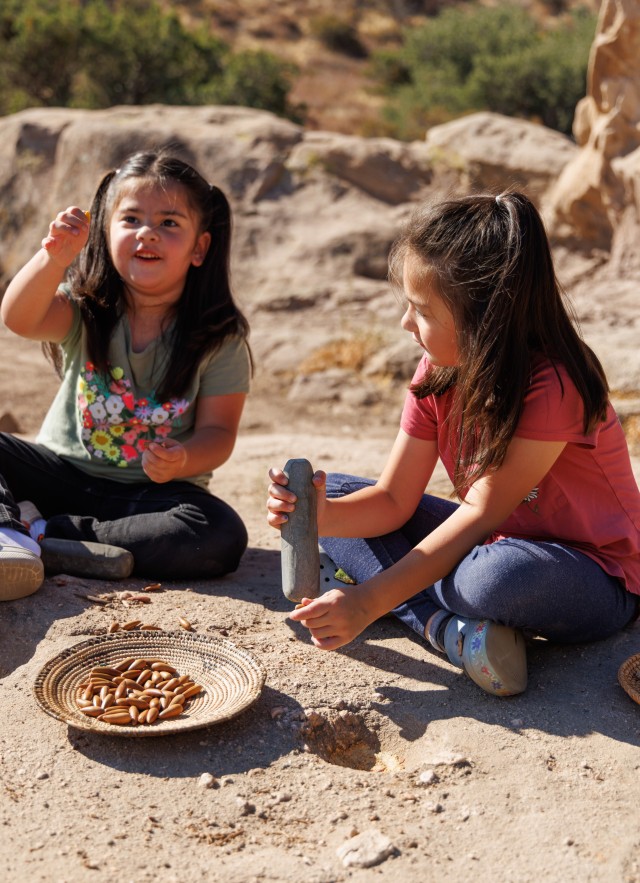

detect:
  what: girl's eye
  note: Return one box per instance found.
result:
[122,215,139,224]
[161,218,178,227]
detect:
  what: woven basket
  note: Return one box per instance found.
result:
[618,653,640,707]
[34,631,266,737]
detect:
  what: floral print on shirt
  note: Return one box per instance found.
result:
[77,362,191,467]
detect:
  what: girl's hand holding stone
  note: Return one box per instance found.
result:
[266,465,327,530]
[41,206,90,268]
[142,439,187,483]
[289,586,373,651]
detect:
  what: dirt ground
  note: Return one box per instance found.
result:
[1,328,639,883]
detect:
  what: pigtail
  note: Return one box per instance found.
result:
[43,169,123,378]
[68,169,125,375]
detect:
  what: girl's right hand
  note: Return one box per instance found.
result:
[266,466,327,531]
[41,206,90,268]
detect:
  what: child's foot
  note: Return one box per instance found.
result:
[0,529,45,600]
[39,538,134,580]
[426,611,527,696]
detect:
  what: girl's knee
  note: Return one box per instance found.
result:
[325,473,375,499]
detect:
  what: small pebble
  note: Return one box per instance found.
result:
[198,773,218,789]
[235,799,256,816]
[336,828,396,869]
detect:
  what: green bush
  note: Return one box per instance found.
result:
[202,50,302,121]
[370,3,597,139]
[309,15,368,59]
[0,0,302,121]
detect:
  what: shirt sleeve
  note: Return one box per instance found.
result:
[198,335,251,397]
[515,360,598,447]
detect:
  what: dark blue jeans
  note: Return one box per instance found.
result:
[0,433,247,580]
[321,474,639,644]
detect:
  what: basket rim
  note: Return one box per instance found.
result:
[33,630,267,737]
[617,652,640,706]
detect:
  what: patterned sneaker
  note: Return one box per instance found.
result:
[443,616,527,696]
[40,538,134,580]
[0,541,45,600]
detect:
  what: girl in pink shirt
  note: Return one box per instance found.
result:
[268,192,640,697]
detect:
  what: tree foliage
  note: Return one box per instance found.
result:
[0,0,301,120]
[370,3,597,139]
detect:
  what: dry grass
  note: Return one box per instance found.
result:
[298,332,383,374]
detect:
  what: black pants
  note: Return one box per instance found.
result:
[0,433,247,580]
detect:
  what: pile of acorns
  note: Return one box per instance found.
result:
[77,656,202,726]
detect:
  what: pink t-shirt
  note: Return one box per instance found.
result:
[401,355,640,594]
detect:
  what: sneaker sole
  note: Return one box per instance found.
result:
[40,538,134,580]
[0,549,45,600]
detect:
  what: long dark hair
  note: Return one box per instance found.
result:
[389,191,608,496]
[60,150,250,399]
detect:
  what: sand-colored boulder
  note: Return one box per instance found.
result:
[286,131,435,204]
[424,111,578,206]
[546,0,640,255]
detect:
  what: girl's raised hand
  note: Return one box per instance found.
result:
[266,465,327,530]
[41,206,90,268]
[142,438,188,483]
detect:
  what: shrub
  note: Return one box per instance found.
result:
[0,0,302,122]
[370,3,597,139]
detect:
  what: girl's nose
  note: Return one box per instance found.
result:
[136,223,158,241]
[400,307,414,332]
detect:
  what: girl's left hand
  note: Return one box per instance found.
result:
[289,586,373,651]
[142,439,187,483]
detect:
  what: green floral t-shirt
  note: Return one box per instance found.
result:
[37,300,250,488]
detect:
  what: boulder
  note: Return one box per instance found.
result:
[424,111,578,206]
[546,0,640,256]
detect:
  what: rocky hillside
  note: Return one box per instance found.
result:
[172,0,602,135]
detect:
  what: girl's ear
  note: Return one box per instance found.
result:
[191,231,211,267]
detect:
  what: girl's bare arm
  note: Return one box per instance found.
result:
[268,429,440,539]
[141,392,246,483]
[1,207,88,341]
[291,435,567,650]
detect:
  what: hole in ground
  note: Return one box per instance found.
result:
[300,710,403,772]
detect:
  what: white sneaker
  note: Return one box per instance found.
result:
[0,540,44,600]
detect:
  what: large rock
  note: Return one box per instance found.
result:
[424,111,578,207]
[546,0,640,259]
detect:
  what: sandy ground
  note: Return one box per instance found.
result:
[1,330,640,883]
